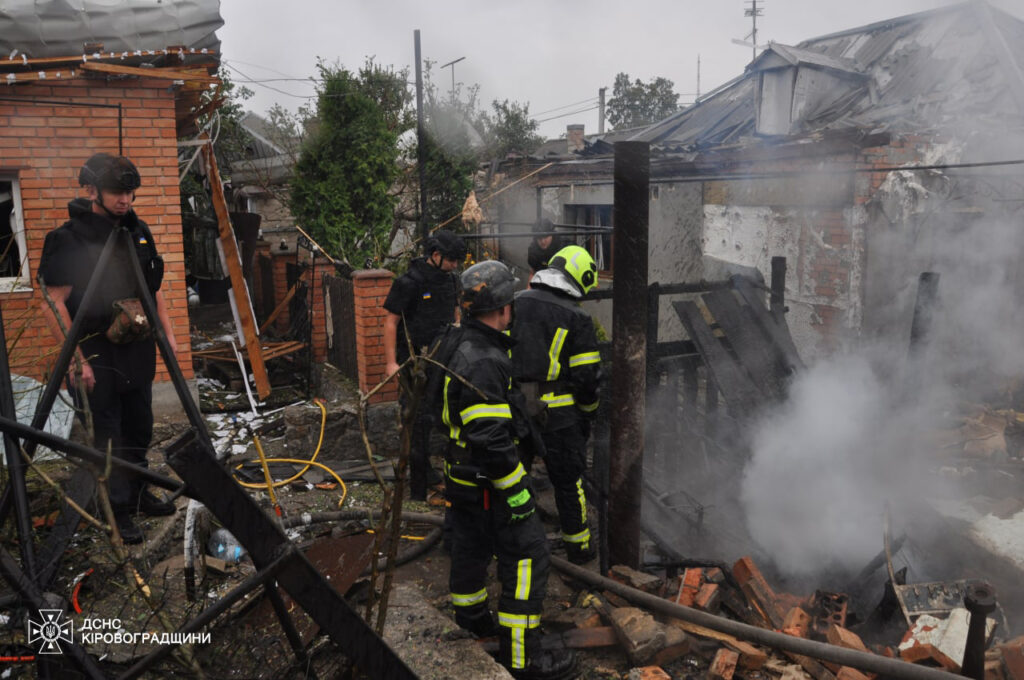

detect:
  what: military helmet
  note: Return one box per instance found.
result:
[460,260,518,316]
[79,153,141,192]
[426,229,467,261]
[549,245,598,295]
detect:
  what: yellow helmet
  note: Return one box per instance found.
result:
[549,245,598,295]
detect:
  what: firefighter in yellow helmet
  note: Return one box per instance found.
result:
[511,245,601,565]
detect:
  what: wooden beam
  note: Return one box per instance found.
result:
[259,282,300,335]
[200,135,272,399]
[80,61,219,83]
[0,68,82,83]
[0,48,218,69]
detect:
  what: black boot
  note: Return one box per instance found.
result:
[565,541,596,565]
[138,488,176,516]
[455,607,499,638]
[499,628,577,680]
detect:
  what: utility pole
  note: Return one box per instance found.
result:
[696,54,701,100]
[598,87,607,134]
[744,0,764,62]
[414,31,428,249]
[440,56,465,105]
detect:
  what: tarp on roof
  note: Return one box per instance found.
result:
[0,0,222,60]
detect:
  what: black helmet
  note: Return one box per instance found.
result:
[79,153,141,192]
[533,217,553,234]
[426,229,467,261]
[460,260,518,316]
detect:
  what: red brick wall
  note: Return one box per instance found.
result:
[352,269,397,403]
[0,78,192,384]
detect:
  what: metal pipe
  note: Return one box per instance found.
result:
[770,256,786,316]
[0,415,184,492]
[550,555,965,680]
[962,582,997,680]
[0,306,38,582]
[608,141,649,569]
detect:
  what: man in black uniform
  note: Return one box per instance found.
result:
[526,218,564,280]
[442,260,575,679]
[512,245,601,565]
[38,153,177,545]
[383,229,466,500]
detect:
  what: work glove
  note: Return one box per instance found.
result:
[504,485,536,524]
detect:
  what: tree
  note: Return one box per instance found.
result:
[605,72,680,130]
[289,59,413,266]
[479,99,543,159]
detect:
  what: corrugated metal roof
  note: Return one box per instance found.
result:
[0,0,222,60]
[636,0,1024,150]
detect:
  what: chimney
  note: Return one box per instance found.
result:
[567,124,585,153]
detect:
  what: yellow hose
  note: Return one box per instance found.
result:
[232,399,348,508]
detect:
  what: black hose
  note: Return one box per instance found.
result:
[550,555,965,680]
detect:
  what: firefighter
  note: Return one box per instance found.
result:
[383,229,467,500]
[442,260,576,679]
[511,245,601,565]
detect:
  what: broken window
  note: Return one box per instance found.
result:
[0,175,29,291]
[564,204,613,275]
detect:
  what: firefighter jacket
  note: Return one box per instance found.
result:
[383,256,460,363]
[511,282,602,432]
[441,319,530,506]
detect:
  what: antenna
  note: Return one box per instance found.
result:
[744,0,765,61]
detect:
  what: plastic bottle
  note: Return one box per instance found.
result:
[207,528,247,563]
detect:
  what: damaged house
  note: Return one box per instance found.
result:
[494,0,1024,364]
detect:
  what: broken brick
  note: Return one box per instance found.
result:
[1004,645,1024,680]
[675,568,703,607]
[836,667,871,680]
[783,607,812,638]
[709,648,740,680]
[827,624,871,654]
[695,583,721,613]
[651,624,691,667]
[547,607,603,631]
[732,556,786,629]
[663,617,766,670]
[630,667,672,680]
[705,567,725,584]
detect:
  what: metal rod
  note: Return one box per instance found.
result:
[414,30,428,249]
[550,555,966,680]
[0,307,38,582]
[0,415,184,492]
[770,256,786,316]
[117,549,295,679]
[608,141,649,569]
[962,583,997,680]
[265,583,316,677]
[0,228,121,528]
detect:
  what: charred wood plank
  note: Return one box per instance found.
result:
[673,300,763,414]
[702,288,785,400]
[731,275,804,374]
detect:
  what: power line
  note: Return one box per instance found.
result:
[535,105,600,124]
[532,96,600,117]
[224,62,317,99]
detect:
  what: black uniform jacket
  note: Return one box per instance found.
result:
[511,285,601,431]
[383,257,460,362]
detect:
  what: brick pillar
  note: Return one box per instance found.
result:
[353,269,397,403]
[308,255,332,363]
[269,246,295,335]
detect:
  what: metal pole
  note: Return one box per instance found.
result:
[598,87,607,134]
[609,141,649,569]
[770,256,786,316]
[414,31,428,248]
[909,272,940,355]
[0,307,38,582]
[962,583,996,680]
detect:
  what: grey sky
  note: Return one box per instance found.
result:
[218,0,1021,140]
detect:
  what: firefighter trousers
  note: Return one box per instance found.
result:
[542,421,591,557]
[448,498,549,670]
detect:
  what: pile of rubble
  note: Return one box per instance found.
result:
[543,557,1024,680]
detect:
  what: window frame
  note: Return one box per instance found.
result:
[564,204,613,276]
[0,173,31,293]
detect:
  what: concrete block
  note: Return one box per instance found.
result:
[610,565,664,594]
[609,607,667,666]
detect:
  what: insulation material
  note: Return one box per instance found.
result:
[0,0,222,59]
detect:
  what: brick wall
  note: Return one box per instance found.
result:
[352,269,397,403]
[0,78,192,384]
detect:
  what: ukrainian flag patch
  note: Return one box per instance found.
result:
[422,292,432,300]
